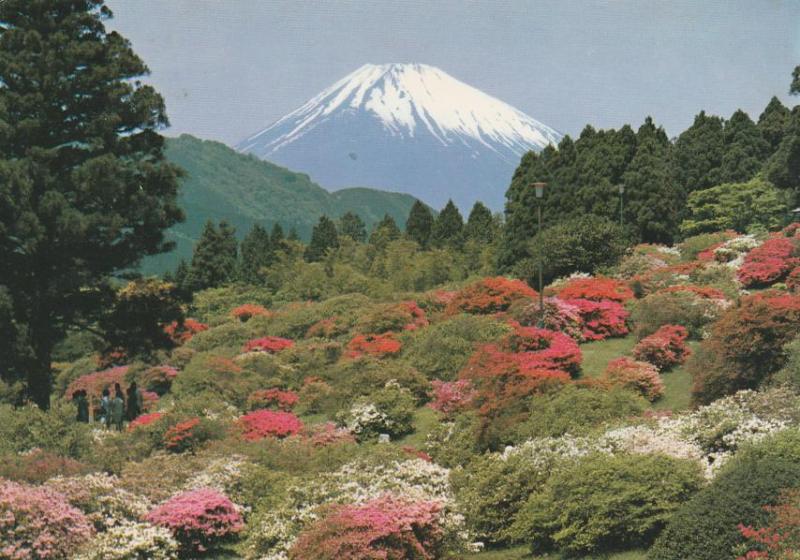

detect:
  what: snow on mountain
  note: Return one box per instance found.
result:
[237,63,562,210]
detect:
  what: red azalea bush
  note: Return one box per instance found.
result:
[0,478,94,559]
[289,495,446,560]
[555,276,634,303]
[445,277,537,315]
[128,411,163,431]
[243,336,295,353]
[238,409,303,441]
[631,262,704,296]
[511,297,584,341]
[345,332,402,359]
[246,388,299,411]
[562,298,629,341]
[690,292,800,404]
[306,317,346,338]
[66,365,128,402]
[787,267,800,293]
[145,488,243,554]
[164,318,208,345]
[163,417,203,453]
[602,357,664,401]
[400,301,430,331]
[501,322,582,374]
[139,364,179,394]
[231,303,271,322]
[0,450,92,484]
[737,488,800,560]
[632,324,691,371]
[659,284,728,301]
[429,379,477,415]
[738,237,800,288]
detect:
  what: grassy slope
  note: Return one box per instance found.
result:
[142,135,420,273]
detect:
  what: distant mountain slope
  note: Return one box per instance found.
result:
[237,63,562,210]
[141,134,419,274]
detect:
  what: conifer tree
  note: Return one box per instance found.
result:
[0,0,183,406]
[758,96,791,151]
[287,227,300,242]
[239,224,272,283]
[369,214,401,249]
[305,215,339,262]
[339,212,367,242]
[718,109,770,184]
[672,111,725,193]
[405,200,434,247]
[464,201,496,242]
[184,221,238,292]
[431,200,464,247]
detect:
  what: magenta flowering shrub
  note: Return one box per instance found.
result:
[429,379,477,416]
[0,478,94,559]
[289,495,446,560]
[512,297,584,341]
[144,488,243,554]
[737,236,800,288]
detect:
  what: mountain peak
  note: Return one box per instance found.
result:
[237,63,561,209]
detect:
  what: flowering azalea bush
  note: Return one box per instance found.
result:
[736,488,800,560]
[306,317,346,338]
[247,388,299,411]
[562,298,629,341]
[738,236,800,288]
[66,365,129,403]
[429,380,477,416]
[231,303,271,322]
[0,449,91,484]
[144,488,243,554]
[511,297,584,341]
[338,382,416,440]
[238,409,304,441]
[602,357,664,401]
[787,267,800,293]
[243,336,295,353]
[164,318,208,345]
[555,276,634,303]
[446,277,537,315]
[139,365,179,395]
[75,520,179,560]
[289,495,447,560]
[501,322,582,374]
[345,332,402,358]
[0,478,94,559]
[162,417,206,453]
[304,422,357,447]
[128,412,164,431]
[633,324,691,371]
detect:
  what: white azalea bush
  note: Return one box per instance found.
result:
[242,458,469,559]
[75,521,179,560]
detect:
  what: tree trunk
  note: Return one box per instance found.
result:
[28,343,53,409]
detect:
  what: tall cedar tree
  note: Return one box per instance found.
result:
[405,200,434,247]
[287,227,300,242]
[765,66,800,204]
[369,213,401,249]
[718,109,770,184]
[184,221,237,292]
[672,111,726,194]
[758,96,791,151]
[464,201,495,242]
[239,224,273,283]
[338,211,367,242]
[431,200,464,247]
[0,0,183,407]
[305,215,339,262]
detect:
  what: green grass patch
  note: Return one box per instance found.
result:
[394,405,439,448]
[465,546,648,560]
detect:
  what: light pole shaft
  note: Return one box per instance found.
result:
[619,189,624,228]
[538,203,543,315]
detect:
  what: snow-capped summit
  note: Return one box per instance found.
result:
[237,63,562,210]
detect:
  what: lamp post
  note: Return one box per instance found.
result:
[532,182,546,324]
[618,184,625,228]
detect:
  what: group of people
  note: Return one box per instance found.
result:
[71,382,144,431]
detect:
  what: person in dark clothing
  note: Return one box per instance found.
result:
[73,390,89,423]
[126,382,143,421]
[111,385,125,431]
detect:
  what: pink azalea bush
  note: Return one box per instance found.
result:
[561,298,630,341]
[429,379,477,415]
[304,422,357,447]
[289,495,446,560]
[238,409,304,441]
[144,488,243,554]
[512,297,584,341]
[737,236,800,288]
[66,365,129,402]
[602,357,664,401]
[633,324,691,371]
[0,478,94,559]
[243,336,295,353]
[501,322,582,374]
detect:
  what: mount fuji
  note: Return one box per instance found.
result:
[236,63,562,210]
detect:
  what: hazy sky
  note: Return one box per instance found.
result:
[105,0,800,146]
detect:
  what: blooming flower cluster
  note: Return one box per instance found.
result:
[164,318,208,345]
[145,488,243,554]
[602,357,664,401]
[139,365,179,394]
[243,336,295,353]
[0,478,94,559]
[231,303,271,322]
[429,380,477,416]
[163,417,203,453]
[238,409,304,441]
[66,366,129,402]
[737,236,800,288]
[788,267,800,293]
[512,297,584,341]
[182,455,249,498]
[304,422,357,447]
[75,520,179,560]
[445,277,538,315]
[306,317,345,338]
[555,276,634,303]
[247,388,300,411]
[561,297,630,341]
[501,322,582,374]
[345,332,402,358]
[632,324,691,371]
[289,495,447,560]
[127,412,163,431]
[339,401,394,438]
[736,488,800,560]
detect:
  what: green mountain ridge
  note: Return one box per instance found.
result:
[142,134,421,274]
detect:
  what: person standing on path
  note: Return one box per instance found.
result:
[126,382,143,421]
[111,386,125,431]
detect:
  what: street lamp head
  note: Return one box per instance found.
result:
[532,182,546,199]
[618,184,625,194]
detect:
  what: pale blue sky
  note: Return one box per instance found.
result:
[106,0,800,145]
